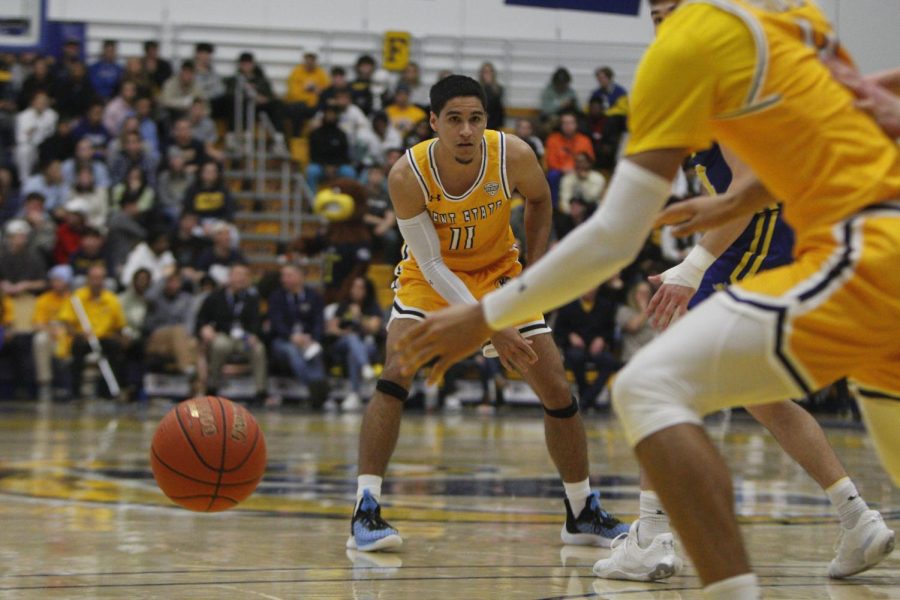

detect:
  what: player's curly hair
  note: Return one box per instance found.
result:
[429,74,487,117]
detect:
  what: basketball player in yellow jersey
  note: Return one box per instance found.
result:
[394,2,900,597]
[347,75,629,553]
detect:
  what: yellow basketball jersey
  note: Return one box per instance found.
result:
[627,0,900,238]
[399,129,518,274]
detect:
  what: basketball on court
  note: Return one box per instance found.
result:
[150,396,267,512]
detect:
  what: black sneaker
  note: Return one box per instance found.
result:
[561,491,629,547]
[346,490,403,552]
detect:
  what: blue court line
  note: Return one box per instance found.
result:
[2,488,896,525]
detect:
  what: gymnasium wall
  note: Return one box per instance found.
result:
[46,0,900,106]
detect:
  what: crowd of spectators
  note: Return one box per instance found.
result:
[0,36,699,410]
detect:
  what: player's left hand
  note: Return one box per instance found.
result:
[647,273,693,330]
[394,303,494,384]
[490,327,539,374]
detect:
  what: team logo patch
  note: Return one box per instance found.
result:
[483,182,500,197]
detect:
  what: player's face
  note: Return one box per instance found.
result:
[650,1,679,33]
[431,96,487,165]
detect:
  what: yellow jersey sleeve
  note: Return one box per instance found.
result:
[57,294,76,327]
[627,4,756,155]
[2,296,13,327]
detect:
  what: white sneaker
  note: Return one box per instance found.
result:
[342,392,363,412]
[362,364,376,381]
[444,394,462,412]
[828,509,895,578]
[592,521,682,582]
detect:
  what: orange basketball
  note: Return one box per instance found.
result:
[150,396,267,512]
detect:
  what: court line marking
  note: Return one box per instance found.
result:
[1,573,898,593]
[0,564,571,579]
[2,564,896,580]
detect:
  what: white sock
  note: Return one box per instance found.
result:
[826,477,868,529]
[563,478,591,511]
[357,474,383,508]
[702,573,759,599]
[638,490,671,547]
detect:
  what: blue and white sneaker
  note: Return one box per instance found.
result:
[346,490,403,552]
[561,491,630,547]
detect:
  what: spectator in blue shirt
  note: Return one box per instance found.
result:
[88,40,123,100]
[72,102,112,161]
[134,96,160,158]
[589,66,628,116]
[62,138,111,190]
[268,263,329,405]
[23,159,69,216]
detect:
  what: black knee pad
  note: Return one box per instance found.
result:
[376,378,409,402]
[543,395,579,419]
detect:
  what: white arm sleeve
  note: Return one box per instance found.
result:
[397,211,477,306]
[483,159,672,330]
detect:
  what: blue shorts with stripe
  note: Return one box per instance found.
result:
[688,207,795,309]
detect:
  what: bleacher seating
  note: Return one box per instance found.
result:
[81,20,646,112]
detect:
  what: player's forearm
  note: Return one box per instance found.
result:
[719,177,776,222]
[483,159,673,330]
[523,193,552,265]
[397,211,477,305]
[869,67,900,96]
[697,211,753,258]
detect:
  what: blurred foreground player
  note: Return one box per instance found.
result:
[623,0,894,583]
[394,2,900,597]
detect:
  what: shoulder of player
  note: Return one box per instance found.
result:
[387,152,415,188]
[387,153,427,213]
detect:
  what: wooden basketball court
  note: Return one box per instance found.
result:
[0,400,896,598]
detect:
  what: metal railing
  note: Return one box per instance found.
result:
[231,79,317,249]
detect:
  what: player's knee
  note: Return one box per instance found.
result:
[379,359,413,387]
[540,376,573,410]
[611,359,703,448]
[374,359,413,402]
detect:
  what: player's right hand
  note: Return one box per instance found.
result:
[490,328,538,374]
[647,273,695,331]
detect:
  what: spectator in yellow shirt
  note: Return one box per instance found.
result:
[32,264,73,394]
[285,51,330,137]
[384,84,426,139]
[0,289,13,351]
[58,264,127,399]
